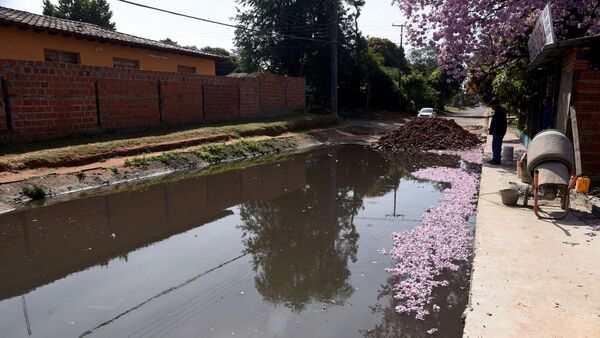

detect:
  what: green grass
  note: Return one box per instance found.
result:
[444,106,462,113]
[128,138,296,167]
[99,146,306,196]
[1,114,339,170]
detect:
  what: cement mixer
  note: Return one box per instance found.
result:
[521,130,578,219]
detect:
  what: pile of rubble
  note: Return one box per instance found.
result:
[373,118,482,152]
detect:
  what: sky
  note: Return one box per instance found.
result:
[0,0,411,51]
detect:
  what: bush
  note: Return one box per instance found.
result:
[22,185,46,200]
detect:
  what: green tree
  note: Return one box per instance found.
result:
[158,38,179,46]
[234,0,366,107]
[367,37,409,72]
[200,47,240,76]
[408,46,438,76]
[159,39,241,76]
[43,0,116,30]
[466,56,534,114]
[426,68,460,110]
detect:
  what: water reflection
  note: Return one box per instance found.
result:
[0,155,308,301]
[362,264,471,338]
[238,147,460,312]
[0,145,467,338]
[239,150,362,311]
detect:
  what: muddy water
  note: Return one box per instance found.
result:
[0,145,470,338]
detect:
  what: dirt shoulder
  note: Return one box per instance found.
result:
[0,114,341,171]
[0,114,407,211]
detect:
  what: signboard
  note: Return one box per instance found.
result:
[528,3,556,62]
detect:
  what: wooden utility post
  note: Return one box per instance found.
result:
[330,0,338,117]
[392,23,405,84]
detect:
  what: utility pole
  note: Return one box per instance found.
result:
[392,23,405,84]
[330,0,338,117]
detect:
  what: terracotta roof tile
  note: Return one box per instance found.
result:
[0,6,222,59]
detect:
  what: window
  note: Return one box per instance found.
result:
[113,57,140,69]
[44,49,79,64]
[177,65,196,74]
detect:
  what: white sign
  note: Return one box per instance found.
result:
[528,3,556,62]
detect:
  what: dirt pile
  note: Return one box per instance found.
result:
[373,118,482,152]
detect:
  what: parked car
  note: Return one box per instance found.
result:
[417,107,436,118]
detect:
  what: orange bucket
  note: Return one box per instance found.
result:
[576,177,590,193]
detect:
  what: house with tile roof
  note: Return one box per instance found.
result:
[0,6,221,75]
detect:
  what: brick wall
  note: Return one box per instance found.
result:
[203,77,240,121]
[238,78,260,118]
[161,77,204,124]
[259,73,306,116]
[0,59,305,141]
[0,75,6,131]
[572,45,600,177]
[98,77,159,128]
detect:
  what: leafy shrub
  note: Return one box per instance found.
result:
[22,185,46,200]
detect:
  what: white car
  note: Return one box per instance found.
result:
[417,107,437,118]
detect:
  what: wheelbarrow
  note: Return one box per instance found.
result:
[520,130,577,220]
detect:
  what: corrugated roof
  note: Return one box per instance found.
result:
[0,6,223,60]
[531,34,600,68]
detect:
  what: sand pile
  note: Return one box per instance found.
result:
[373,118,482,152]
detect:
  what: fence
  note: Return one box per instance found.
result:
[0,59,305,141]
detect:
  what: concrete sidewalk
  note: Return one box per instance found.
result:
[463,130,600,337]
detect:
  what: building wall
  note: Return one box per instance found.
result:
[0,59,306,141]
[570,45,600,178]
[0,26,216,75]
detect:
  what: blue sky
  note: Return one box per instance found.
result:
[0,0,410,51]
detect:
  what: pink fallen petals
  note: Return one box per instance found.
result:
[382,166,480,319]
[432,145,484,164]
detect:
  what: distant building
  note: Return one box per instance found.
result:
[0,6,220,75]
[525,35,600,179]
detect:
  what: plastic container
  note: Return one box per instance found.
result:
[500,189,520,206]
[502,146,514,162]
[576,177,590,193]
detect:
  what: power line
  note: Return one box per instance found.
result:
[117,0,331,43]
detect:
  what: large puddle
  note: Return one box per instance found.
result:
[0,145,471,337]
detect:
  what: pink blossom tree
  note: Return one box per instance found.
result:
[392,0,600,78]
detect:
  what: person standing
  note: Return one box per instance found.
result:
[489,100,507,165]
[540,97,553,130]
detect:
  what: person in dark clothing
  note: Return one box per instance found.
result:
[489,101,507,165]
[540,97,552,130]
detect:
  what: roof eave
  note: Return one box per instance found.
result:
[0,19,225,61]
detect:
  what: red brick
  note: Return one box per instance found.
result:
[0,58,305,140]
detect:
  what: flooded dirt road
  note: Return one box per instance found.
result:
[0,145,470,338]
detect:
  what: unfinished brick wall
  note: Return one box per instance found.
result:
[286,76,306,111]
[239,78,260,118]
[98,77,159,129]
[0,61,98,136]
[0,59,305,141]
[203,77,240,121]
[571,46,600,177]
[160,77,204,124]
[0,76,6,131]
